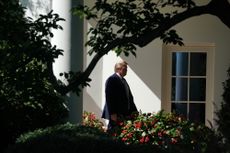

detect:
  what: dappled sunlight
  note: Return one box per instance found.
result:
[127,68,161,113]
[102,52,161,114]
[84,22,161,122]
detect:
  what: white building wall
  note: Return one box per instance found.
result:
[21,0,230,124]
[82,22,103,119]
[83,1,230,124]
[173,14,230,115]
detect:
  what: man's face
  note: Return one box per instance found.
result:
[119,65,127,77]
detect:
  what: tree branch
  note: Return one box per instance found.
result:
[132,0,230,47]
[207,0,230,29]
[52,0,230,95]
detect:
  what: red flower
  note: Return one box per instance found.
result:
[158,131,162,137]
[171,138,178,144]
[112,133,117,137]
[122,137,128,142]
[89,113,96,120]
[145,136,150,142]
[139,137,145,143]
[117,121,124,126]
[158,141,163,145]
[127,133,133,138]
[134,121,142,129]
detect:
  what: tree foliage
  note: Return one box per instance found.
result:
[1,0,230,151]
[216,67,230,148]
[71,0,230,146]
[52,0,230,96]
[0,0,68,151]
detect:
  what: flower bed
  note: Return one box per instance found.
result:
[82,110,221,152]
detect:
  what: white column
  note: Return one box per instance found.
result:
[52,0,84,124]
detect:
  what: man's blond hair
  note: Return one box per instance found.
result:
[114,60,128,72]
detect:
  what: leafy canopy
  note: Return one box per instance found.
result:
[0,0,68,150]
[63,0,230,96]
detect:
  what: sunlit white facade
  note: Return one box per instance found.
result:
[21,0,230,126]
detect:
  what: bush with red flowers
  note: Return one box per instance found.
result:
[110,111,222,153]
[82,111,105,131]
[81,110,223,152]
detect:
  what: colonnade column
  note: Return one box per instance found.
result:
[52,0,84,124]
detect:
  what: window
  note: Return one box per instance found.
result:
[162,43,215,126]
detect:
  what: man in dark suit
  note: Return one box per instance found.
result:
[102,60,138,131]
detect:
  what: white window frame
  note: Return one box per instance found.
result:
[162,43,215,126]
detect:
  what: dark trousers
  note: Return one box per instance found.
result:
[107,120,116,130]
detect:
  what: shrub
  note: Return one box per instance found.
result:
[82,111,105,131]
[4,122,161,153]
[15,122,108,143]
[216,66,230,151]
[110,111,223,153]
[5,112,225,153]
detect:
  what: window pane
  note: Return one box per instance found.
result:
[172,52,188,76]
[189,78,206,101]
[171,78,188,101]
[189,103,205,124]
[172,103,187,119]
[190,53,207,76]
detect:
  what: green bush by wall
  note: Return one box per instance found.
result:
[5,123,161,153]
[5,117,225,153]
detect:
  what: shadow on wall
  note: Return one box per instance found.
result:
[120,41,162,100]
[104,51,162,113]
[123,61,161,113]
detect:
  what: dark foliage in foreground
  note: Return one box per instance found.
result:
[0,1,68,152]
[5,123,162,153]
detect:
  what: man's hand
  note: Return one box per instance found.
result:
[110,114,117,122]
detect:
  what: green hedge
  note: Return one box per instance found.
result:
[4,123,162,153]
[6,114,226,153]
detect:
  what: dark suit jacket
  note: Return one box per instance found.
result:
[102,73,137,120]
